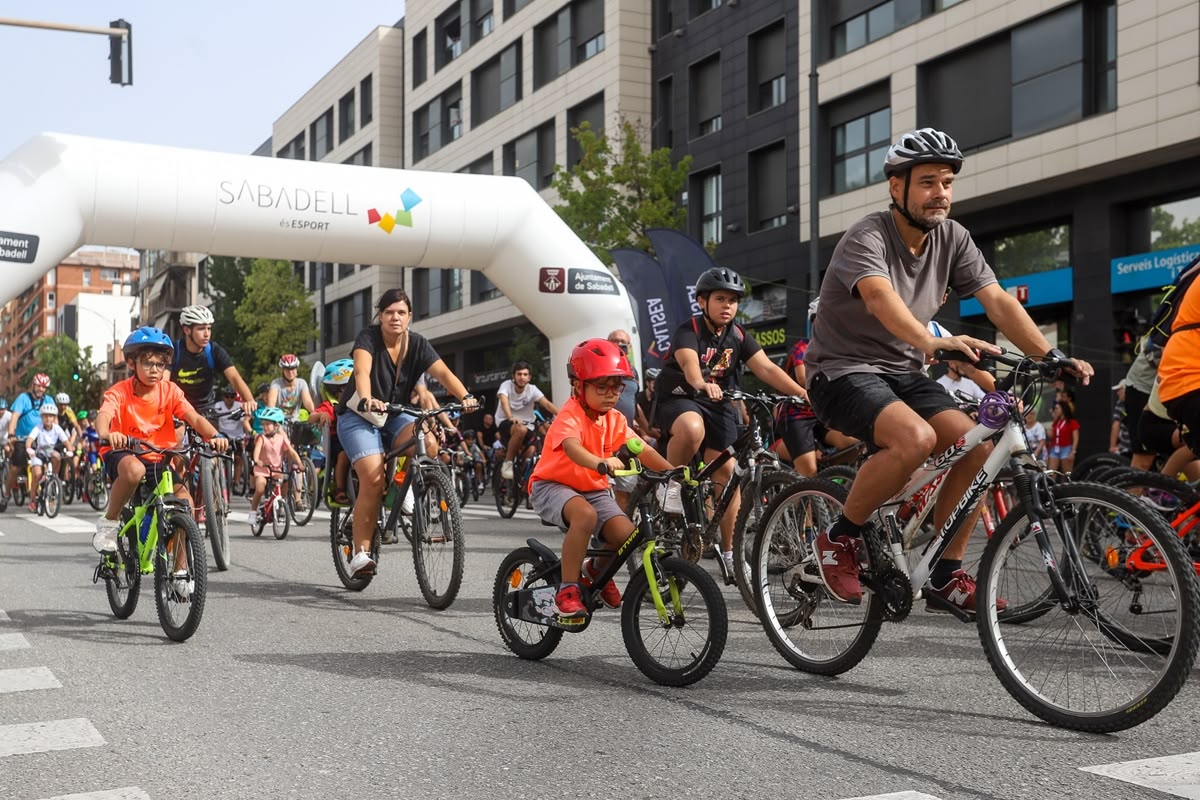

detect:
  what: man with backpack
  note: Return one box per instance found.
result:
[3,372,53,510]
[1157,255,1200,454]
[169,305,257,417]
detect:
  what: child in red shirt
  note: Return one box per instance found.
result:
[529,339,673,619]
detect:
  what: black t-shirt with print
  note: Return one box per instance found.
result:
[654,316,761,404]
[338,326,439,418]
[171,341,235,409]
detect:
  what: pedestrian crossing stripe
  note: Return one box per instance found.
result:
[0,718,105,758]
[16,514,94,534]
[839,793,942,800]
[1081,751,1200,798]
[0,609,10,622]
[40,789,151,800]
[0,666,61,695]
[0,632,30,650]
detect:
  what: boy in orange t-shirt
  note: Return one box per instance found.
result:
[529,339,673,619]
[92,328,228,573]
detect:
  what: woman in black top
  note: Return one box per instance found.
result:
[337,288,478,577]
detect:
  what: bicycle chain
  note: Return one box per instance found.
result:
[861,522,913,623]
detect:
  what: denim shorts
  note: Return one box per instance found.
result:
[1047,444,1074,460]
[531,480,624,536]
[807,370,958,447]
[338,409,417,464]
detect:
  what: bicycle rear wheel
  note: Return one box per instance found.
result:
[203,459,231,571]
[493,467,519,519]
[290,459,317,527]
[411,467,466,609]
[493,547,563,659]
[43,476,61,518]
[977,482,1200,732]
[752,478,883,676]
[104,523,141,619]
[153,511,207,642]
[622,556,728,686]
[733,469,802,616]
[330,506,379,591]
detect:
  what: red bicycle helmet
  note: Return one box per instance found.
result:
[279,353,300,369]
[33,373,51,389]
[568,338,634,382]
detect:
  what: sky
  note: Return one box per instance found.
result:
[0,2,405,159]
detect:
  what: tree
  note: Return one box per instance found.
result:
[24,336,104,410]
[1151,206,1200,252]
[551,118,692,265]
[232,259,318,389]
[206,255,256,370]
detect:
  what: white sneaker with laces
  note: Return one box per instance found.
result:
[92,518,120,553]
[171,570,193,601]
[246,511,257,527]
[720,550,735,576]
[500,460,515,480]
[402,489,415,515]
[348,549,375,576]
[661,481,683,515]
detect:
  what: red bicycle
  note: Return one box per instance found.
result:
[251,466,292,541]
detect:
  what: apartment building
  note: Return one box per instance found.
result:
[0,249,138,398]
[271,22,407,363]
[138,250,207,342]
[402,0,652,400]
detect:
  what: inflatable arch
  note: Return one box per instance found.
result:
[0,133,638,401]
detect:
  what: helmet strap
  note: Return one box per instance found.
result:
[891,171,936,233]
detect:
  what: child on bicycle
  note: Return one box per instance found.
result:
[25,399,69,511]
[248,406,303,527]
[308,358,352,506]
[93,327,228,567]
[529,339,674,619]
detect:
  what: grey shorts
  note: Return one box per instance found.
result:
[530,480,624,536]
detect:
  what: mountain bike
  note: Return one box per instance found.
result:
[285,419,319,527]
[1106,469,1200,573]
[26,451,62,518]
[493,440,728,686]
[82,456,109,512]
[91,439,213,642]
[186,407,241,572]
[493,411,549,518]
[751,350,1199,732]
[330,402,466,608]
[250,466,292,540]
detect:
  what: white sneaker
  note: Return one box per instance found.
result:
[348,548,375,576]
[171,570,193,601]
[660,481,683,515]
[721,550,735,576]
[402,490,415,515]
[246,511,257,527]
[92,518,119,553]
[501,460,515,480]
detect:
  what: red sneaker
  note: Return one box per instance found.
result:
[555,583,588,618]
[814,530,862,604]
[582,558,621,608]
[925,570,1008,615]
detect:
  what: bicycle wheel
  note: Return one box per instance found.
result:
[290,459,318,527]
[752,478,883,676]
[203,459,231,572]
[976,482,1200,732]
[43,476,61,518]
[61,464,75,505]
[1070,451,1127,482]
[493,546,563,660]
[411,467,466,609]
[455,467,469,508]
[330,506,380,591]
[235,451,251,497]
[272,493,290,540]
[153,511,207,642]
[622,556,728,686]
[87,472,108,511]
[732,469,802,616]
[816,464,858,490]
[103,523,142,619]
[493,467,519,519]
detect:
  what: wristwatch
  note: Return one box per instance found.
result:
[1046,348,1068,361]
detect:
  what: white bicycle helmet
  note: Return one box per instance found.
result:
[884,128,964,177]
[55,392,70,405]
[180,304,215,326]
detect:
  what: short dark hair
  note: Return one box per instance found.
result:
[376,288,412,316]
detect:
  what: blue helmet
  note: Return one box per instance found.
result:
[124,326,174,359]
[322,358,354,386]
[0,398,8,410]
[259,406,286,424]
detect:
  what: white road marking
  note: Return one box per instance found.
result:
[0,718,105,757]
[838,793,943,800]
[0,666,61,694]
[1082,751,1200,799]
[18,514,95,534]
[0,632,31,650]
[0,608,10,622]
[41,789,151,800]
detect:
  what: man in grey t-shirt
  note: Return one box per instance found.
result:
[804,128,1094,611]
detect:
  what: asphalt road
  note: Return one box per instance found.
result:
[1,492,1198,800]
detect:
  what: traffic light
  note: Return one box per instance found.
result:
[72,372,80,382]
[108,19,132,86]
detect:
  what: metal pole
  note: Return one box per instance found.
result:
[807,0,821,308]
[0,18,129,38]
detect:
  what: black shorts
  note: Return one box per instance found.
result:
[777,417,819,459]
[498,419,529,444]
[653,397,738,452]
[11,445,29,470]
[807,371,959,447]
[1138,410,1178,457]
[1124,386,1152,454]
[1165,389,1200,452]
[104,452,181,487]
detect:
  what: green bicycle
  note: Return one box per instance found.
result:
[92,439,217,642]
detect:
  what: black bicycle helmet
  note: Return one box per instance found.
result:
[695,267,746,298]
[883,128,963,177]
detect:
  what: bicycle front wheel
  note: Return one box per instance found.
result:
[61,465,76,505]
[290,459,317,527]
[732,469,802,616]
[493,468,519,519]
[87,472,109,511]
[977,482,1200,732]
[154,511,207,642]
[201,459,231,571]
[43,476,61,518]
[752,478,883,676]
[411,467,466,609]
[272,493,291,540]
[330,506,378,591]
[622,556,728,686]
[104,523,142,619]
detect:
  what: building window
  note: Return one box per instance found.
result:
[436,6,464,70]
[504,121,556,190]
[414,105,432,162]
[46,291,55,309]
[412,29,428,87]
[1149,194,1200,251]
[310,108,333,161]
[338,263,356,280]
[653,0,673,39]
[276,131,305,160]
[360,75,373,127]
[654,77,674,149]
[472,41,521,126]
[533,0,604,89]
[308,262,334,292]
[567,92,604,166]
[474,274,503,302]
[574,0,605,63]
[832,2,896,57]
[748,20,786,114]
[458,153,494,174]
[991,224,1071,280]
[695,169,723,246]
[476,1,495,39]
[533,14,561,89]
[444,84,464,142]
[832,107,889,194]
[1090,0,1116,115]
[690,54,722,138]
[101,268,119,281]
[503,0,532,20]
[83,269,92,287]
[750,143,787,231]
[338,91,356,143]
[342,143,372,167]
[413,82,463,161]
[579,32,605,62]
[325,289,371,347]
[690,0,720,20]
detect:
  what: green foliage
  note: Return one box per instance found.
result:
[992,224,1070,279]
[551,118,692,265]
[506,325,550,392]
[1151,206,1200,252]
[232,259,318,389]
[206,255,255,369]
[25,337,104,410]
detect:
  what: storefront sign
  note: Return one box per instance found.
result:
[745,325,789,349]
[1110,243,1200,294]
[960,267,1073,317]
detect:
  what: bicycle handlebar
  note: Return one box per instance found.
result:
[101,437,231,461]
[932,348,1079,392]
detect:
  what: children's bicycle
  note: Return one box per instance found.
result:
[493,440,729,686]
[251,465,293,540]
[751,350,1199,732]
[27,452,63,518]
[91,439,216,642]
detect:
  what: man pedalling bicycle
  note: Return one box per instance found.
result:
[803,127,1093,609]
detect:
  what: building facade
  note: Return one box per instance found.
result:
[138,250,206,341]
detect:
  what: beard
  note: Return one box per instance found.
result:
[909,203,950,228]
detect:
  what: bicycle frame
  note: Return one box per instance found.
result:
[113,470,188,574]
[1127,496,1200,575]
